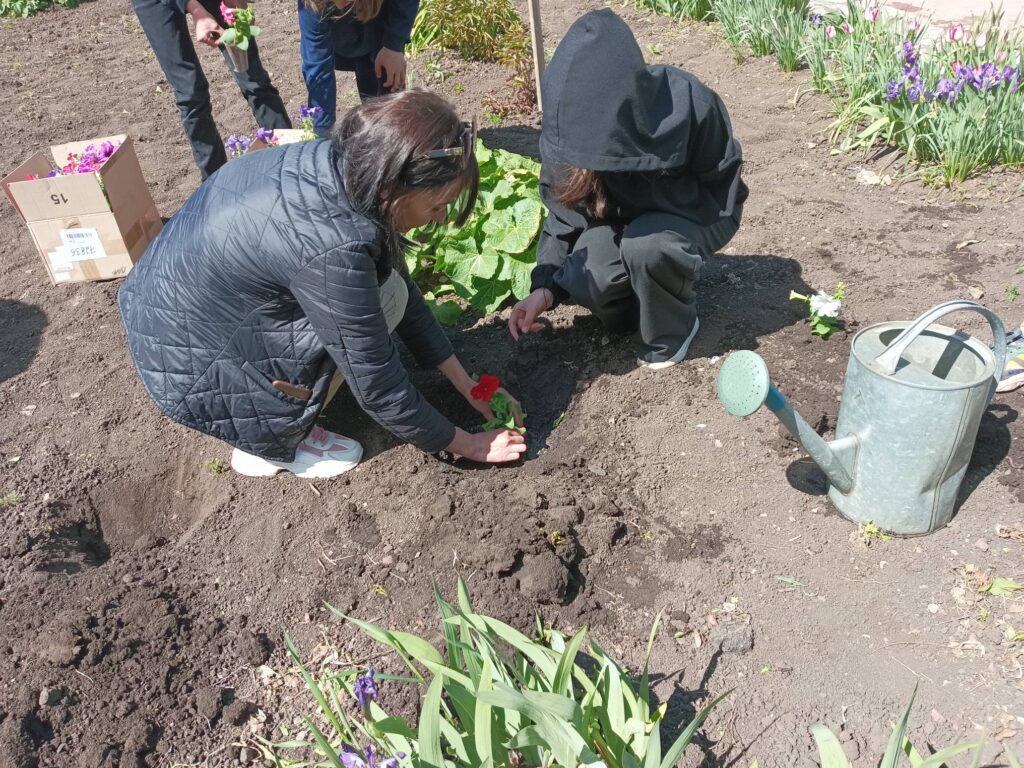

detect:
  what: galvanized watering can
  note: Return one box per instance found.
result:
[716,301,1006,536]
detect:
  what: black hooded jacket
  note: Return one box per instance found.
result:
[531,9,749,299]
[118,140,457,461]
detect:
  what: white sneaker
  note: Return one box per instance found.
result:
[638,318,701,371]
[230,426,363,478]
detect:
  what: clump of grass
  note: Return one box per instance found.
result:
[859,520,892,542]
[812,684,994,767]
[772,7,807,72]
[636,0,712,21]
[0,491,23,506]
[710,0,747,61]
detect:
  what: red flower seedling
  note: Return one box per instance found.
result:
[470,374,525,433]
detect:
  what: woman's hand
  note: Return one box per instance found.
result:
[508,288,553,340]
[375,47,407,90]
[186,0,223,46]
[447,428,527,463]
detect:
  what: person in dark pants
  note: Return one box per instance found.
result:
[133,0,292,180]
[508,9,749,370]
[298,0,418,138]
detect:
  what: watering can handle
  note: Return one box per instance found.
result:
[873,300,1007,388]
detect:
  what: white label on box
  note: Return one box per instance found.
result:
[59,228,107,262]
[48,250,73,273]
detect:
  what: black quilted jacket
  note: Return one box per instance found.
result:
[118,140,457,461]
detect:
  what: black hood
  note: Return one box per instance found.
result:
[540,9,723,172]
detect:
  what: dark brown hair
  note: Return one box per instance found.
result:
[555,166,611,220]
[333,89,479,273]
[303,0,383,23]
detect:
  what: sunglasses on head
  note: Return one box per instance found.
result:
[420,118,477,163]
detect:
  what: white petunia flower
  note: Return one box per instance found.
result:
[809,292,841,318]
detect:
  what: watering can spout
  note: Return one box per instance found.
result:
[717,351,855,495]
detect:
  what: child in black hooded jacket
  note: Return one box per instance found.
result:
[508,8,748,368]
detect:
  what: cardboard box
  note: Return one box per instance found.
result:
[1,135,163,284]
[247,128,312,152]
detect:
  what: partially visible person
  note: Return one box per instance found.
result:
[119,90,525,478]
[508,9,748,369]
[133,0,292,180]
[298,0,417,138]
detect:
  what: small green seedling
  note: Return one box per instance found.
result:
[371,584,388,597]
[648,43,663,56]
[0,491,23,507]
[978,577,1022,596]
[859,520,892,542]
[549,530,567,546]
[1006,285,1020,302]
[206,458,230,475]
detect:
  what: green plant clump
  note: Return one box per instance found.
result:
[811,683,1009,767]
[408,141,542,314]
[0,0,76,17]
[261,580,728,768]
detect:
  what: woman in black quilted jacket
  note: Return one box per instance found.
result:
[118,90,525,478]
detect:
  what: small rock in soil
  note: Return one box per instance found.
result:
[239,746,254,764]
[716,625,754,655]
[38,686,65,707]
[395,562,409,574]
[974,539,989,552]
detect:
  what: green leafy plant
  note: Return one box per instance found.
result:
[408,141,542,313]
[218,2,260,51]
[205,458,229,475]
[790,282,845,338]
[771,7,807,72]
[263,580,729,768]
[1006,285,1020,302]
[0,0,75,17]
[859,519,892,542]
[978,576,1023,596]
[811,684,989,768]
[0,491,23,506]
[635,0,712,21]
[470,375,524,432]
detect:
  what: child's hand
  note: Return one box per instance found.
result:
[508,288,553,340]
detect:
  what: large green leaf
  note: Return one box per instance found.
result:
[880,685,918,768]
[658,689,731,768]
[417,675,445,768]
[442,239,500,295]
[468,274,512,313]
[552,627,588,697]
[810,725,850,768]
[483,197,542,254]
[498,252,535,300]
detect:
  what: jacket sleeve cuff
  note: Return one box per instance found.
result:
[381,32,408,52]
[530,265,569,308]
[415,419,457,455]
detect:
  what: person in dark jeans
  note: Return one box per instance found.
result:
[508,9,749,370]
[298,0,418,138]
[133,0,292,180]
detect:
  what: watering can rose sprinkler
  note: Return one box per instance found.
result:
[716,301,1007,536]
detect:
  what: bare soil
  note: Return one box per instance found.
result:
[1,1,1023,767]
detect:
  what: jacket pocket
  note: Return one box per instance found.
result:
[241,362,311,407]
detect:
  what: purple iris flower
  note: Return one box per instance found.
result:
[810,13,823,25]
[354,668,378,709]
[254,127,277,144]
[298,104,323,120]
[933,77,956,103]
[340,744,405,768]
[902,40,917,67]
[885,79,903,102]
